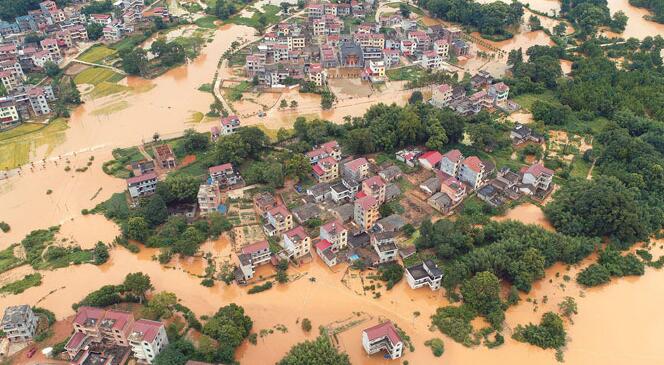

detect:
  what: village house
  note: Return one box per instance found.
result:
[510,123,543,145]
[65,307,134,360]
[127,319,169,364]
[254,192,279,217]
[220,115,241,135]
[362,59,386,82]
[237,240,271,281]
[354,195,380,231]
[433,38,449,59]
[440,149,463,176]
[306,182,332,202]
[315,239,337,267]
[430,83,453,108]
[488,82,509,103]
[428,191,453,214]
[306,140,341,164]
[282,226,312,258]
[343,157,370,182]
[263,205,293,236]
[307,63,327,86]
[371,231,398,264]
[130,160,155,176]
[313,156,339,183]
[361,175,386,204]
[153,144,176,169]
[209,163,242,188]
[362,321,404,360]
[520,163,554,196]
[197,183,221,215]
[1,305,38,343]
[126,172,157,200]
[320,219,348,251]
[458,156,487,189]
[39,38,60,61]
[440,175,467,204]
[383,48,400,68]
[375,214,405,232]
[378,165,402,182]
[408,30,430,52]
[330,178,359,203]
[420,50,442,70]
[395,148,420,167]
[292,202,321,224]
[405,260,442,290]
[0,98,20,130]
[418,150,442,170]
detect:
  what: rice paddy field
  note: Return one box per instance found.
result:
[76,45,117,64]
[0,119,69,170]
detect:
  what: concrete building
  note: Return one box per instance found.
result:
[263,205,293,236]
[362,321,403,359]
[361,175,386,204]
[405,260,442,290]
[127,319,168,364]
[439,149,463,177]
[237,240,271,281]
[220,115,240,135]
[282,226,311,258]
[343,157,370,181]
[197,184,221,215]
[209,163,242,188]
[430,83,452,108]
[459,156,486,189]
[354,195,379,232]
[1,305,38,342]
[126,172,157,200]
[313,156,339,183]
[319,219,348,251]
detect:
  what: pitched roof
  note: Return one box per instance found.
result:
[126,172,157,185]
[463,156,484,173]
[129,319,163,343]
[315,239,332,252]
[241,240,269,254]
[442,149,463,163]
[73,306,105,327]
[321,219,345,234]
[419,151,442,166]
[363,175,385,189]
[285,226,308,241]
[355,195,378,210]
[523,163,553,177]
[209,163,233,174]
[363,321,402,344]
[344,157,368,172]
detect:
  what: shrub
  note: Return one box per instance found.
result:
[248,281,273,294]
[424,338,445,357]
[512,312,566,349]
[301,318,312,332]
[0,221,9,233]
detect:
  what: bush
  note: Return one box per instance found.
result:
[424,338,445,357]
[248,281,273,294]
[512,312,566,349]
[378,263,404,290]
[0,221,9,233]
[301,318,312,332]
[431,305,476,346]
[201,278,214,287]
[32,307,56,326]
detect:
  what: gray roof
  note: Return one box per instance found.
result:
[478,184,497,198]
[424,259,443,277]
[348,232,370,248]
[307,182,331,197]
[420,177,440,193]
[333,203,354,222]
[292,203,322,222]
[379,165,402,181]
[385,183,401,200]
[2,305,32,326]
[430,192,452,207]
[376,214,405,232]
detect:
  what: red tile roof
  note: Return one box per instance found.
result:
[315,239,332,252]
[463,156,484,173]
[355,191,367,199]
[443,149,463,163]
[130,319,163,342]
[268,205,291,219]
[356,195,378,210]
[437,84,452,93]
[492,82,509,92]
[241,240,269,254]
[102,310,133,331]
[65,332,86,349]
[363,321,402,345]
[312,164,324,176]
[363,175,385,189]
[344,157,368,172]
[419,151,442,166]
[209,163,232,174]
[73,306,105,327]
[220,115,239,126]
[126,172,157,185]
[523,163,553,177]
[321,220,345,235]
[285,226,308,241]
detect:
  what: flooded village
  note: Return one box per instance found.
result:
[2,0,664,364]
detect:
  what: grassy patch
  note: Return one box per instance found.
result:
[569,156,592,179]
[386,66,427,82]
[110,33,151,54]
[0,245,24,274]
[0,273,42,294]
[512,91,559,111]
[386,3,424,15]
[229,4,281,29]
[225,81,251,101]
[77,45,117,64]
[195,15,219,29]
[74,67,124,86]
[188,111,205,123]
[198,83,213,93]
[0,119,69,170]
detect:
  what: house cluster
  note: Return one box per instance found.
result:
[414,149,493,214]
[63,306,168,365]
[0,0,172,129]
[477,163,555,204]
[243,0,471,87]
[429,71,516,115]
[125,144,177,202]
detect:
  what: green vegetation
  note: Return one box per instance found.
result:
[431,304,477,346]
[0,245,22,274]
[577,249,644,287]
[0,273,42,294]
[424,338,445,357]
[248,281,273,294]
[378,263,404,289]
[386,66,428,82]
[277,336,351,365]
[73,272,152,309]
[629,0,664,23]
[418,0,523,38]
[229,4,281,31]
[301,318,312,332]
[195,15,219,29]
[77,45,117,64]
[73,67,124,86]
[0,119,69,170]
[512,312,566,349]
[225,81,251,101]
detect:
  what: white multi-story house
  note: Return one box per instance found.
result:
[0,98,19,130]
[343,157,370,181]
[237,240,271,281]
[371,232,398,264]
[282,226,311,258]
[209,163,242,188]
[319,220,348,251]
[521,163,554,193]
[430,83,452,108]
[362,321,403,359]
[420,50,442,70]
[263,205,293,236]
[488,82,510,103]
[128,319,168,364]
[458,156,486,189]
[307,63,327,86]
[433,39,449,59]
[1,305,38,342]
[440,149,463,177]
[405,260,442,290]
[197,184,221,215]
[126,172,157,200]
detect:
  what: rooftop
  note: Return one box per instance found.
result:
[242,240,269,255]
[363,321,402,344]
[126,172,157,185]
[128,319,163,343]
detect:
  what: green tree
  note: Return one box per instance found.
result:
[277,336,351,365]
[399,3,411,18]
[284,153,311,181]
[44,61,61,78]
[280,99,288,108]
[512,312,566,349]
[157,175,200,205]
[120,48,149,76]
[93,242,109,265]
[123,272,153,303]
[181,129,209,153]
[301,318,312,332]
[460,271,502,316]
[408,90,423,104]
[86,23,104,40]
[125,217,150,242]
[142,291,177,319]
[140,194,169,227]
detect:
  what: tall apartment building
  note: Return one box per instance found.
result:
[1,305,38,342]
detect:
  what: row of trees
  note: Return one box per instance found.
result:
[560,0,628,36]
